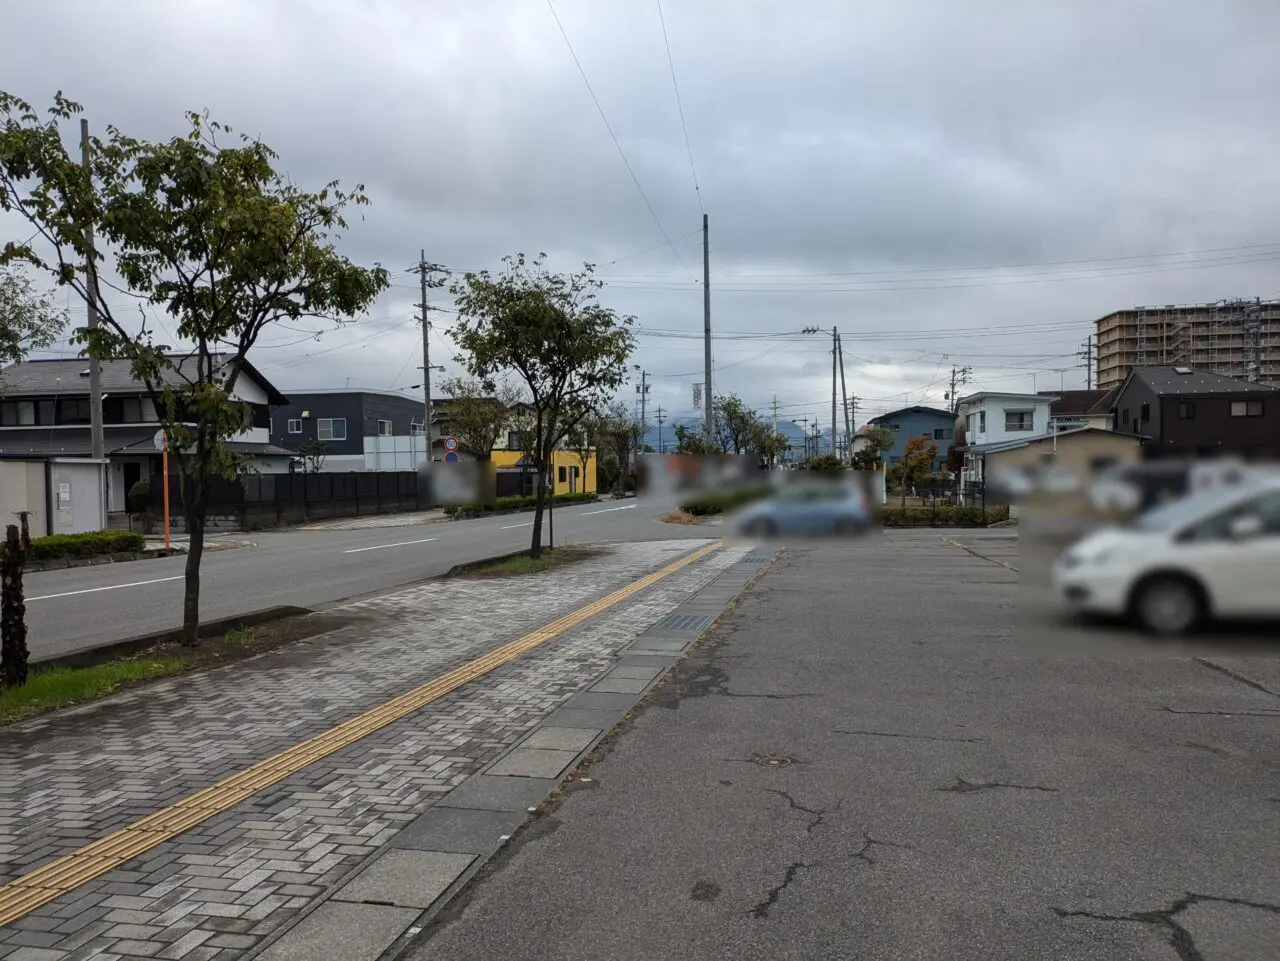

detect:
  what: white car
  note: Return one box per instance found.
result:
[1052,477,1280,636]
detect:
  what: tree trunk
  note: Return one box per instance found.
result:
[529,466,546,559]
[180,485,207,648]
[1,524,29,687]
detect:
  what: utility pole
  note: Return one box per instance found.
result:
[418,250,433,467]
[702,213,713,445]
[831,327,838,459]
[1077,336,1094,389]
[837,333,851,460]
[947,365,973,414]
[799,416,809,459]
[80,119,104,463]
[655,406,666,454]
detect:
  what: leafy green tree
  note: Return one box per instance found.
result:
[674,423,714,455]
[588,400,645,490]
[0,265,66,369]
[750,422,790,468]
[438,375,524,463]
[716,394,760,454]
[0,92,388,645]
[851,426,896,470]
[297,440,329,473]
[900,434,939,490]
[804,453,845,475]
[449,254,636,557]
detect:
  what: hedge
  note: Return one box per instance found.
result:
[26,531,147,561]
[880,505,1010,528]
[443,491,599,520]
[679,485,775,517]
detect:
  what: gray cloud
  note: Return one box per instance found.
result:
[5,0,1280,426]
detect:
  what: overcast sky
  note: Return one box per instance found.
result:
[6,0,1280,430]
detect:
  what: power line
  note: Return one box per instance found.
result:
[655,0,703,216]
[545,0,696,281]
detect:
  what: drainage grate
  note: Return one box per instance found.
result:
[653,612,716,633]
[741,554,773,565]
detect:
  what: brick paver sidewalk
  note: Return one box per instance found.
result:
[0,538,744,960]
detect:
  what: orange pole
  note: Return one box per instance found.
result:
[162,435,171,549]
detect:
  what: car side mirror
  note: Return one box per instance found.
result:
[1227,515,1264,540]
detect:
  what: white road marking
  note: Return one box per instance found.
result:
[343,537,438,554]
[500,522,533,529]
[28,575,184,602]
[579,504,637,516]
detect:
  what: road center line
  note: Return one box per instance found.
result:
[580,504,637,516]
[0,540,724,926]
[28,576,184,602]
[500,522,533,530]
[342,537,438,554]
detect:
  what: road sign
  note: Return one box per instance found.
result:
[153,429,166,452]
[444,436,458,452]
[445,451,459,463]
[692,384,702,410]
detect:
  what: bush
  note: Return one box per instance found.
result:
[443,491,599,520]
[880,505,1009,528]
[679,485,775,517]
[127,480,151,516]
[27,530,147,561]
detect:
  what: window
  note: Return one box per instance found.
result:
[978,411,987,432]
[57,398,90,425]
[1122,409,1130,425]
[507,431,527,450]
[933,428,953,440]
[557,466,567,482]
[1090,456,1118,473]
[1005,410,1034,432]
[888,424,901,432]
[1178,401,1196,419]
[1140,402,1150,421]
[317,417,347,441]
[410,418,425,434]
[1230,400,1264,417]
[378,419,393,436]
[966,414,974,435]
[287,419,302,434]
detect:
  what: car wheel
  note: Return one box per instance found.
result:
[1130,575,1205,637]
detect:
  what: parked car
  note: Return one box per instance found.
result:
[735,483,871,537]
[1052,476,1280,636]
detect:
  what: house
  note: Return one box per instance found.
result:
[271,389,432,472]
[1111,366,1280,461]
[0,355,293,515]
[980,427,1144,486]
[1042,388,1117,433]
[955,391,1057,484]
[865,406,956,470]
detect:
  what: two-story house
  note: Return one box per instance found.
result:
[0,355,293,514]
[271,389,433,471]
[1111,366,1280,460]
[865,405,956,470]
[1042,388,1118,433]
[955,391,1056,484]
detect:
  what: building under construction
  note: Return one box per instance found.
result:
[1094,298,1280,390]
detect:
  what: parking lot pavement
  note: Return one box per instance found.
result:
[405,529,1280,961]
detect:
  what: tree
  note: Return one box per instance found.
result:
[750,422,790,468]
[717,394,760,454]
[0,265,67,368]
[804,453,844,475]
[438,375,524,463]
[0,93,389,645]
[851,426,895,470]
[298,440,328,473]
[946,422,965,473]
[449,254,636,557]
[674,423,714,455]
[590,401,645,491]
[900,434,939,491]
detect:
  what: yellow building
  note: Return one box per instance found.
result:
[489,449,597,496]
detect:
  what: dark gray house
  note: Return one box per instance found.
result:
[1112,366,1280,460]
[271,390,434,471]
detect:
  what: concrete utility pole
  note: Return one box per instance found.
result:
[799,416,809,459]
[837,332,851,459]
[831,327,838,458]
[418,250,433,466]
[702,213,713,445]
[1077,336,1094,389]
[947,365,973,414]
[655,406,666,454]
[80,119,104,463]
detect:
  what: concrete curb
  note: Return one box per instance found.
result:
[32,605,313,671]
[25,548,181,573]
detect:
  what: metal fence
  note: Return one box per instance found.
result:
[890,483,989,509]
[150,471,422,508]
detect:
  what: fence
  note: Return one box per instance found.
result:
[148,471,423,531]
[889,483,989,509]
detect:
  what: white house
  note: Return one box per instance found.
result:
[956,391,1057,484]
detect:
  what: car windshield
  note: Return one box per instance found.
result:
[1128,484,1257,533]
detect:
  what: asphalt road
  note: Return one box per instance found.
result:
[25,494,690,662]
[410,529,1280,960]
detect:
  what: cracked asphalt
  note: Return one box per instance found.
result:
[405,529,1280,961]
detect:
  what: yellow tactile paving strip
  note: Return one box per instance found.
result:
[0,540,723,926]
